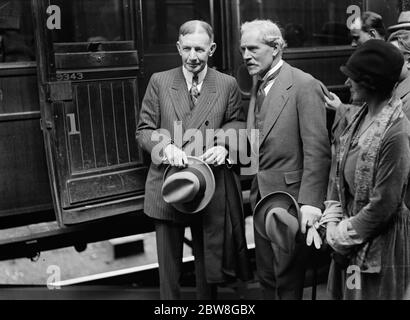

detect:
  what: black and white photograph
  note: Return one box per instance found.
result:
[0,0,409,309]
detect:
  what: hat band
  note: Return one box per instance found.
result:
[183,167,206,204]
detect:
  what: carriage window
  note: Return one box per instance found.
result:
[0,0,35,62]
[367,0,402,29]
[240,0,364,48]
[142,0,211,53]
[50,0,133,43]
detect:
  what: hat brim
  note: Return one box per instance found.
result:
[163,156,215,214]
[253,191,301,242]
[388,22,410,32]
[340,65,361,82]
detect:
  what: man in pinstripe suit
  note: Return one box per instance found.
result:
[136,20,244,299]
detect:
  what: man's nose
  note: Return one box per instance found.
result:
[188,49,198,60]
[242,48,251,60]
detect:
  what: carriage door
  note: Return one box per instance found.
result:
[33,0,146,225]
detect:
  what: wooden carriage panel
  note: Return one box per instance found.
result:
[51,78,144,210]
[55,51,139,70]
[0,68,52,221]
[66,168,146,205]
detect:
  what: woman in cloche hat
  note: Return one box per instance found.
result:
[324,39,410,299]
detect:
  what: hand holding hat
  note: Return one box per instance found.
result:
[253,191,301,256]
[164,143,188,167]
[200,146,228,166]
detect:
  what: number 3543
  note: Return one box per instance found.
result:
[56,72,84,81]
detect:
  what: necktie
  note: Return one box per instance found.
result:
[190,74,200,107]
[255,67,282,113]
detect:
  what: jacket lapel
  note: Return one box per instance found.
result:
[169,67,191,131]
[259,62,292,147]
[186,68,217,130]
[395,75,410,100]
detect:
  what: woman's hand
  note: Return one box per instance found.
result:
[326,222,351,255]
[324,92,342,109]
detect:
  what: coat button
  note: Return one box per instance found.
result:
[205,120,209,126]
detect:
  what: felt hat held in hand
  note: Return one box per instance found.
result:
[254,191,301,254]
[162,156,215,214]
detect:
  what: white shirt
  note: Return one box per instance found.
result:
[182,65,207,92]
[258,59,284,95]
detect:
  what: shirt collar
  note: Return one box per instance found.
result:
[259,59,284,81]
[182,65,208,85]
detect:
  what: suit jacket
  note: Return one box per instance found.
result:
[136,66,242,222]
[394,74,410,119]
[247,62,331,210]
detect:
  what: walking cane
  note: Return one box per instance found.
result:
[311,250,318,300]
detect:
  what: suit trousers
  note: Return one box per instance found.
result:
[154,218,213,300]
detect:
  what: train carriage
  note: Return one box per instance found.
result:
[0,0,405,261]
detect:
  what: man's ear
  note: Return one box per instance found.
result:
[176,41,182,55]
[271,42,280,57]
[369,29,378,39]
[209,42,217,56]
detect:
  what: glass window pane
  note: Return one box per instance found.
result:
[240,0,364,48]
[50,0,132,43]
[0,0,35,62]
[367,0,401,29]
[143,0,210,53]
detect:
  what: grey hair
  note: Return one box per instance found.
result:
[241,19,287,52]
[179,20,214,42]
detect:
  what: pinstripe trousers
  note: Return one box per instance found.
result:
[154,218,213,300]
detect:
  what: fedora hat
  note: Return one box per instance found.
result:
[388,11,410,32]
[254,191,301,253]
[162,156,215,214]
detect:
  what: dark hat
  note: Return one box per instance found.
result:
[340,39,404,91]
[162,156,215,214]
[253,191,301,254]
[388,11,410,32]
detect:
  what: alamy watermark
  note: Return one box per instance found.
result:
[150,122,260,175]
[46,264,61,289]
[346,5,361,29]
[46,5,61,30]
[346,264,361,290]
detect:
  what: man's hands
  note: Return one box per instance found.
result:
[163,145,228,167]
[301,205,322,249]
[200,146,228,165]
[163,144,188,167]
[300,205,322,234]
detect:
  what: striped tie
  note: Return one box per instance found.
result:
[190,74,200,107]
[255,67,282,113]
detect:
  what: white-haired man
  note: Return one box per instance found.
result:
[240,19,330,299]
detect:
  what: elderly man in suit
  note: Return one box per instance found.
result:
[136,20,248,300]
[240,19,331,299]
